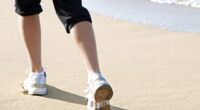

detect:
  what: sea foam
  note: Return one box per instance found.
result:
[150,0,200,8]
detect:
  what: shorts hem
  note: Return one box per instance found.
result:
[66,16,92,33]
[15,9,43,16]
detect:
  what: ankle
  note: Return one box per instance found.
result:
[87,69,101,74]
[31,66,43,73]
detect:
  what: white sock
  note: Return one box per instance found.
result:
[88,72,101,81]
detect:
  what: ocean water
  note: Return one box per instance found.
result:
[83,0,200,33]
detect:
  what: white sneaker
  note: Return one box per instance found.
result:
[22,69,47,95]
[86,74,113,110]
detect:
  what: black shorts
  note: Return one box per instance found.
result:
[15,0,92,33]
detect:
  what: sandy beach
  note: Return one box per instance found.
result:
[1,1,200,110]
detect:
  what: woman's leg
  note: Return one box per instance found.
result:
[70,21,101,75]
[19,14,43,73]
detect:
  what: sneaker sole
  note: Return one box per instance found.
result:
[22,84,47,96]
[28,87,47,95]
[94,84,113,110]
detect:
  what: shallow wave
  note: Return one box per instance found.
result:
[83,0,200,33]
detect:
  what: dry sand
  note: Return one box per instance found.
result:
[0,1,200,110]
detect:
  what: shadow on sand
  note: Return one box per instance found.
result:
[43,85,127,110]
